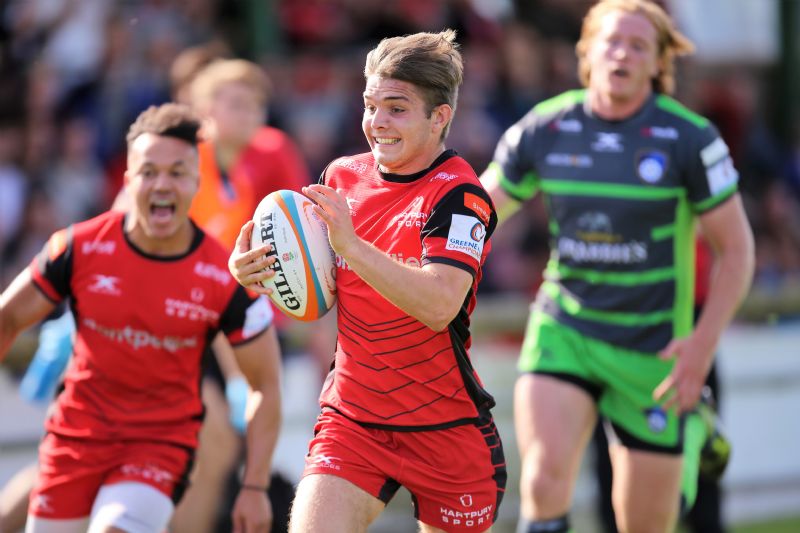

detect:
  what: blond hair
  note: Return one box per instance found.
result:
[169,41,230,103]
[190,59,272,109]
[364,29,463,138]
[576,0,694,95]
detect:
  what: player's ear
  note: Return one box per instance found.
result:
[431,104,452,135]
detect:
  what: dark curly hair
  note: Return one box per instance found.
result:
[126,103,201,147]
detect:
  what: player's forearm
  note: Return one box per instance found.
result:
[0,299,18,361]
[340,238,468,331]
[0,321,19,362]
[0,271,55,362]
[480,165,521,225]
[241,387,281,488]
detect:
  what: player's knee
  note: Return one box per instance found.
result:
[521,454,571,508]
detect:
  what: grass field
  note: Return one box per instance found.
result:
[731,515,800,533]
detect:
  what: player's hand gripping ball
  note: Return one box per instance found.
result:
[251,190,336,321]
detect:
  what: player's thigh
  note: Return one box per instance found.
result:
[609,445,682,533]
[514,374,597,469]
[196,377,241,472]
[402,418,504,531]
[515,312,599,460]
[87,481,174,533]
[25,516,89,533]
[289,474,384,533]
[595,344,680,451]
[2,462,39,532]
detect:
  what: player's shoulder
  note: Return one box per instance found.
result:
[194,225,231,261]
[249,126,297,151]
[426,154,492,211]
[192,226,240,288]
[511,89,587,139]
[431,153,481,187]
[653,94,712,132]
[326,151,376,178]
[71,210,124,240]
[532,89,587,119]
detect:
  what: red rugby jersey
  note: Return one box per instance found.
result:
[320,150,498,429]
[29,211,273,447]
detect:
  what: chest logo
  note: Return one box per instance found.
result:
[592,132,624,152]
[431,171,458,182]
[641,126,679,140]
[88,274,121,296]
[549,119,583,133]
[636,150,668,184]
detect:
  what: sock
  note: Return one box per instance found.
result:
[517,514,571,533]
[680,411,708,512]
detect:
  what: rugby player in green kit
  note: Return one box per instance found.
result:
[481,1,754,532]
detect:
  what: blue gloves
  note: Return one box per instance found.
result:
[20,311,75,404]
[225,375,249,434]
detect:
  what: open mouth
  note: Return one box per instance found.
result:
[610,67,630,79]
[150,199,176,224]
[375,137,400,145]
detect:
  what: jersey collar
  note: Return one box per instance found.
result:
[379,149,458,183]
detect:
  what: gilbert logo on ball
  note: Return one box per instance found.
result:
[251,190,336,321]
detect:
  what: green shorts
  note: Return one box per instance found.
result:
[519,311,681,453]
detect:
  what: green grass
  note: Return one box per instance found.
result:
[731,515,800,533]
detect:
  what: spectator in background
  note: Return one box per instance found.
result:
[46,114,107,228]
[0,120,28,276]
[189,58,311,249]
[169,40,232,106]
[5,0,111,99]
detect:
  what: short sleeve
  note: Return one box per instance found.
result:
[487,110,542,202]
[29,227,74,303]
[219,291,274,345]
[420,183,497,276]
[685,123,739,213]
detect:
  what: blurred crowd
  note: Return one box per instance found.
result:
[1,0,799,304]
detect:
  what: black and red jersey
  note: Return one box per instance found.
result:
[320,150,498,429]
[29,210,273,447]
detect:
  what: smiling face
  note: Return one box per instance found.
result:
[586,9,660,109]
[362,76,451,175]
[124,133,199,254]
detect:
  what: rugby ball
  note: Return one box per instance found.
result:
[251,190,336,321]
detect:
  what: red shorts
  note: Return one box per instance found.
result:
[29,433,194,519]
[302,410,506,531]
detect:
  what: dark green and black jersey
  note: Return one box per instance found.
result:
[487,90,738,353]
